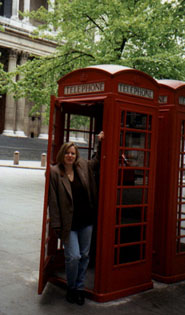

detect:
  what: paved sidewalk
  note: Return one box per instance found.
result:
[1,165,185,314]
[0,159,46,170]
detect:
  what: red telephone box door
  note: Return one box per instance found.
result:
[38,96,104,294]
[174,113,185,275]
[94,102,157,300]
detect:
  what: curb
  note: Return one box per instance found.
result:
[0,163,46,170]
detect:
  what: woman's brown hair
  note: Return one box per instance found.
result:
[56,142,80,172]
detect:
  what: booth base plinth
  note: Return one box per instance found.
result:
[49,277,153,303]
[86,281,153,303]
[152,272,185,284]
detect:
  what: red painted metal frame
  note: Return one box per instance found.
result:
[38,65,159,302]
[152,80,185,283]
[38,95,56,294]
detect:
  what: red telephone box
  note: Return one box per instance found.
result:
[153,79,185,283]
[38,65,159,302]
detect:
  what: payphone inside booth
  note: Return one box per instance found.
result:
[153,80,185,283]
[38,65,159,302]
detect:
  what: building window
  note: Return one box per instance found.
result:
[0,0,12,18]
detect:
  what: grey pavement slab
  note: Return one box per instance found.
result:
[0,166,185,315]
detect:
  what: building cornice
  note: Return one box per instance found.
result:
[0,18,56,56]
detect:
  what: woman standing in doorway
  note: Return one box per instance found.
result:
[48,131,104,305]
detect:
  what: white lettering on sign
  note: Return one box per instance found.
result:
[64,82,105,95]
[159,95,168,104]
[179,96,185,105]
[118,83,154,99]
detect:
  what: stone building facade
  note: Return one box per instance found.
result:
[0,0,56,138]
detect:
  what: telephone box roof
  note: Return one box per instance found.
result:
[87,64,131,74]
[157,79,185,89]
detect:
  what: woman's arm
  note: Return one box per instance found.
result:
[88,131,104,170]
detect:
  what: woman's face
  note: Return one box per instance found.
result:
[64,146,77,166]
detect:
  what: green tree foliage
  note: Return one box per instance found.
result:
[0,63,11,94]
[0,0,184,116]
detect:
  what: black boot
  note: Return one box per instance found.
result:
[75,290,85,305]
[66,288,76,304]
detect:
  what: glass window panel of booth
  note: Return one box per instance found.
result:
[118,169,149,186]
[63,113,95,159]
[176,120,185,253]
[181,204,185,218]
[120,150,150,168]
[180,225,185,237]
[178,187,185,202]
[126,112,148,130]
[121,188,145,205]
[179,154,185,170]
[179,238,185,252]
[114,110,151,266]
[115,206,146,225]
[114,244,146,265]
[119,225,146,244]
[125,131,146,149]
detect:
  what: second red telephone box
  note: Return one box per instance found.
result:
[38,65,159,302]
[153,79,185,283]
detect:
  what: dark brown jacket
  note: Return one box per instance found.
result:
[48,154,99,241]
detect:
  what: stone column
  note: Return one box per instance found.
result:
[24,100,31,136]
[11,0,20,20]
[15,52,28,137]
[48,0,55,12]
[3,49,18,136]
[48,0,55,32]
[23,0,31,23]
[39,105,48,139]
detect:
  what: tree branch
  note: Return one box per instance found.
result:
[85,14,104,32]
[114,37,127,58]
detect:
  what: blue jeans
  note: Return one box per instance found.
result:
[63,225,93,290]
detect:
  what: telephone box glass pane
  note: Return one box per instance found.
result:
[147,134,151,149]
[120,226,142,244]
[182,204,185,215]
[180,238,185,252]
[125,132,146,148]
[126,112,147,130]
[117,188,121,205]
[114,109,152,265]
[115,228,119,245]
[114,248,118,265]
[121,207,143,224]
[148,115,152,130]
[122,188,143,205]
[63,113,96,160]
[180,226,185,236]
[119,245,140,264]
[119,168,148,186]
[116,208,120,224]
[144,207,147,221]
[145,152,150,167]
[118,169,122,185]
[121,111,125,127]
[120,130,124,146]
[182,188,185,200]
[124,150,148,167]
[123,169,135,185]
[177,120,185,253]
[134,170,145,185]
[179,154,184,168]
